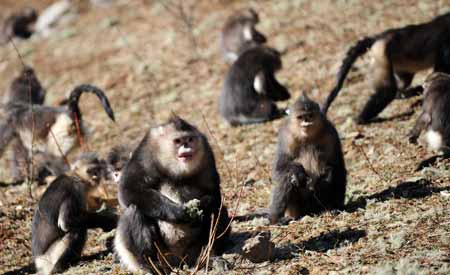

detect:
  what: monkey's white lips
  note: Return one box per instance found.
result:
[177,152,193,161]
[300,121,313,127]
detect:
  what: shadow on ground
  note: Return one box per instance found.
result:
[346,179,450,212]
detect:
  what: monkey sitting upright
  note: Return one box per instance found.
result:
[269,94,347,224]
[219,46,290,126]
[220,8,267,63]
[0,7,38,45]
[408,72,450,170]
[0,84,115,182]
[115,116,230,273]
[32,152,117,275]
[321,12,450,124]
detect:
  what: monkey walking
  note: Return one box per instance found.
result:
[219,46,290,126]
[269,94,347,224]
[409,72,450,170]
[32,153,117,275]
[0,84,115,183]
[220,8,267,63]
[322,12,450,124]
[2,66,47,182]
[115,116,230,273]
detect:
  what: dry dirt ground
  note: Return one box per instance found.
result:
[1,0,450,274]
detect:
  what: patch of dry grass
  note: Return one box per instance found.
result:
[1,0,450,274]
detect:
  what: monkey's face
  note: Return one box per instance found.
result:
[291,110,323,139]
[107,161,125,184]
[73,159,106,185]
[152,125,205,177]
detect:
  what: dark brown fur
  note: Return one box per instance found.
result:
[409,72,450,169]
[32,152,116,275]
[269,95,347,224]
[115,116,230,273]
[220,8,267,63]
[322,12,450,124]
[0,8,37,44]
[219,46,290,126]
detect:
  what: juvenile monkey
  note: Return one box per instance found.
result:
[220,8,267,63]
[3,66,47,182]
[105,145,132,185]
[32,152,117,275]
[409,72,450,169]
[115,116,230,273]
[219,46,290,126]
[269,94,347,224]
[0,84,115,181]
[322,12,450,124]
[0,7,38,44]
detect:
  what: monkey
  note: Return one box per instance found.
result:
[114,115,230,273]
[0,7,38,45]
[269,94,347,224]
[408,72,450,170]
[219,46,290,126]
[3,66,47,182]
[321,12,450,124]
[0,84,115,183]
[32,152,117,275]
[4,66,46,105]
[105,145,133,185]
[220,8,267,63]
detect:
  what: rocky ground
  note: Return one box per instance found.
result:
[1,0,450,274]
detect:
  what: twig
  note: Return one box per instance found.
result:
[352,140,390,184]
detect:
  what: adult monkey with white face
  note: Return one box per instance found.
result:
[115,116,230,273]
[220,8,267,63]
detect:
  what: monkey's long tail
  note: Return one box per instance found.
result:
[321,36,377,115]
[67,84,115,122]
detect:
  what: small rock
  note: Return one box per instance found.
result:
[242,231,274,263]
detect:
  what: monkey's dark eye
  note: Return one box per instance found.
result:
[187,137,194,143]
[174,138,181,145]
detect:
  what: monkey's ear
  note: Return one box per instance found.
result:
[253,71,266,95]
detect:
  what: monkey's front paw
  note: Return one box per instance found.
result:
[408,135,418,144]
[184,199,204,224]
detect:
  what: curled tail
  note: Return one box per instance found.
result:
[321,36,377,114]
[68,84,115,122]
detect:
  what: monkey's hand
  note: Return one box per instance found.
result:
[408,133,419,144]
[184,199,204,225]
[287,164,307,187]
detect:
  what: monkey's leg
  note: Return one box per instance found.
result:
[357,53,397,124]
[115,206,163,274]
[10,138,29,183]
[269,182,294,224]
[408,112,430,144]
[395,72,423,99]
[52,230,87,273]
[212,206,231,255]
[434,39,450,74]
[84,211,118,232]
